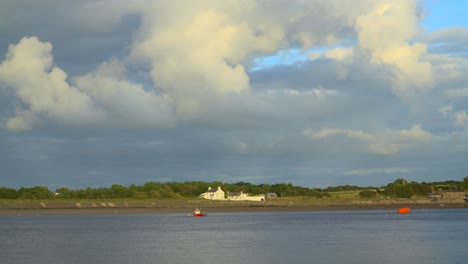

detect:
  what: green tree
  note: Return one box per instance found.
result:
[359,190,377,199]
[0,187,18,199]
[148,190,161,198]
[257,184,273,194]
[179,185,200,197]
[85,187,97,199]
[272,183,290,197]
[55,187,74,199]
[131,190,149,199]
[17,186,53,199]
[410,182,432,197]
[110,184,132,198]
[383,179,415,198]
[394,184,414,198]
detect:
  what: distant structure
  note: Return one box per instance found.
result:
[427,189,466,199]
[227,191,265,201]
[265,192,278,198]
[198,187,266,201]
[439,190,466,199]
[199,187,225,200]
[426,192,442,199]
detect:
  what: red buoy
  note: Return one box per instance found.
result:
[397,207,410,214]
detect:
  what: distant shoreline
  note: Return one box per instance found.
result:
[1,198,467,216]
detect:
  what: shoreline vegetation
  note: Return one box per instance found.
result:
[1,177,467,215]
[1,198,467,216]
[1,178,467,201]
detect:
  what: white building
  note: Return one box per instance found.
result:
[199,186,225,200]
[227,191,265,202]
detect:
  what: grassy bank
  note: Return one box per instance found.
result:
[1,197,467,215]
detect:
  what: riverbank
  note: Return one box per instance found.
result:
[1,198,467,216]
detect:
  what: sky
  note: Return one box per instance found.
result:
[1,0,468,190]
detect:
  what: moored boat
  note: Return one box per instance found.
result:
[193,207,206,217]
[397,207,410,214]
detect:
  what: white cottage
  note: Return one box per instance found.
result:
[199,186,225,200]
[227,191,265,201]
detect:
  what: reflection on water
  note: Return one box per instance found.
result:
[1,209,467,264]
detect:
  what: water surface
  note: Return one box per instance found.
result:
[1,209,467,264]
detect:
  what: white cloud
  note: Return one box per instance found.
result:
[5,110,36,131]
[131,1,284,115]
[305,125,432,155]
[454,111,468,127]
[344,167,410,175]
[308,52,322,61]
[0,37,177,131]
[323,47,354,61]
[0,37,104,131]
[439,104,453,117]
[127,0,434,115]
[0,0,439,131]
[307,128,373,141]
[355,0,433,93]
[369,125,432,155]
[426,53,466,84]
[73,59,176,128]
[439,104,468,127]
[1,1,468,188]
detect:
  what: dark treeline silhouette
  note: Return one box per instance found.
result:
[0,177,467,200]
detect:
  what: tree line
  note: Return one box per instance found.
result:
[0,177,467,200]
[359,177,468,199]
[0,181,329,200]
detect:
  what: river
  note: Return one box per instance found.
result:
[1,209,467,263]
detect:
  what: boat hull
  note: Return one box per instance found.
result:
[193,213,206,217]
[397,207,410,214]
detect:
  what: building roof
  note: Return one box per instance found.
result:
[205,186,223,193]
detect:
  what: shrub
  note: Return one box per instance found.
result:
[359,190,377,199]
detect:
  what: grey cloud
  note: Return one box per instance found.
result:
[424,27,468,56]
[1,0,468,189]
[0,1,141,76]
[250,55,395,93]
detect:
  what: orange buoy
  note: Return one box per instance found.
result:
[397,207,410,214]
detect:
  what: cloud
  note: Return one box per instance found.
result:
[344,167,410,175]
[444,88,468,98]
[439,104,454,117]
[354,0,433,93]
[454,111,468,127]
[300,1,435,96]
[0,37,104,131]
[1,0,468,189]
[308,128,373,141]
[305,125,432,155]
[439,104,468,127]
[73,59,175,128]
[0,37,176,131]
[1,0,437,131]
[129,0,431,115]
[425,53,466,87]
[131,1,283,115]
[369,125,432,155]
[323,47,354,61]
[423,27,468,56]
